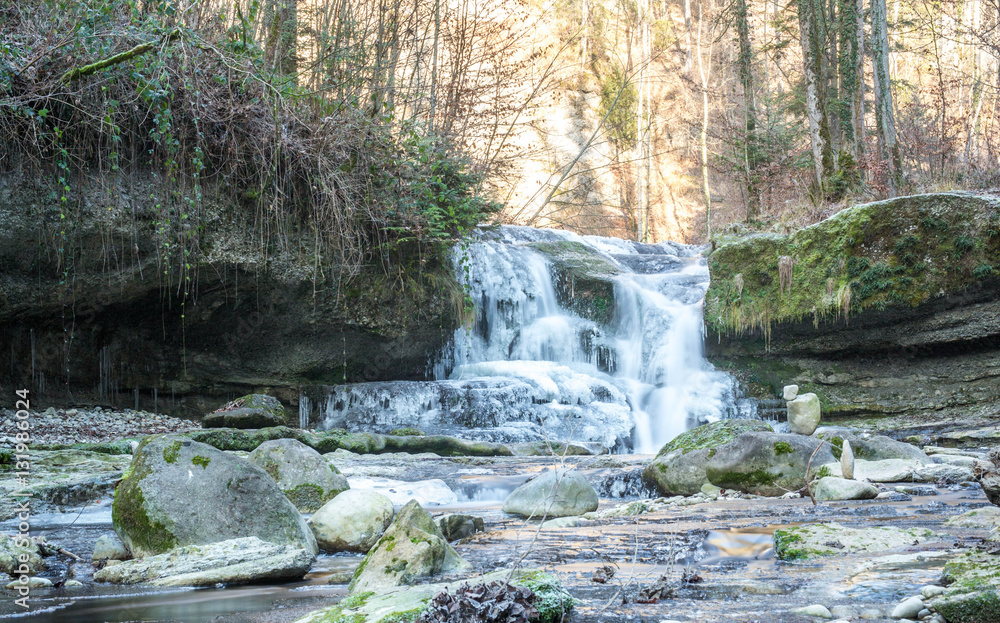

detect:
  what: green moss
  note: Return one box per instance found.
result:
[814,465,833,479]
[773,441,794,456]
[341,592,375,610]
[705,193,1000,338]
[162,441,182,464]
[284,483,328,512]
[380,608,424,623]
[190,455,210,469]
[389,428,425,437]
[935,591,1000,623]
[517,571,576,623]
[655,419,773,457]
[712,469,776,489]
[111,458,177,554]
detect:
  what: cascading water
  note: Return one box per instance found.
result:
[306,226,754,453]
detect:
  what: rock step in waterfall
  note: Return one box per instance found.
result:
[301,226,756,453]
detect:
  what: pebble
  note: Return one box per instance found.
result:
[64,580,84,587]
[917,609,931,619]
[860,608,885,620]
[921,585,946,599]
[892,595,925,619]
[790,605,833,618]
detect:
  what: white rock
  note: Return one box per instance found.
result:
[308,490,394,553]
[812,477,878,501]
[790,604,833,618]
[920,585,946,598]
[5,577,52,589]
[822,458,923,482]
[784,385,800,401]
[891,595,925,619]
[788,393,821,435]
[932,454,977,467]
[915,463,975,484]
[841,439,855,479]
[860,608,885,619]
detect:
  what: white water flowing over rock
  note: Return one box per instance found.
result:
[305,226,753,453]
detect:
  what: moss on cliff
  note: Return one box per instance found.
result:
[705,192,1000,338]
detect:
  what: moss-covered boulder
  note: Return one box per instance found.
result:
[772,523,934,561]
[811,476,878,501]
[642,419,773,496]
[934,551,1000,622]
[350,500,470,593]
[529,240,620,325]
[248,439,349,512]
[182,426,512,457]
[202,394,287,429]
[704,431,835,496]
[112,435,317,558]
[0,533,43,575]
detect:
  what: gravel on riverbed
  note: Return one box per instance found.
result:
[0,407,199,446]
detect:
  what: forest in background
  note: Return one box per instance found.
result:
[2,0,999,257]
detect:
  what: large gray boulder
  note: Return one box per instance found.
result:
[249,439,349,512]
[814,428,931,464]
[787,393,821,435]
[643,419,773,496]
[812,477,878,501]
[308,490,394,553]
[93,537,314,586]
[705,432,835,496]
[112,435,317,558]
[349,500,470,593]
[502,469,598,518]
[202,394,286,429]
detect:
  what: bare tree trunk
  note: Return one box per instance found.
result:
[697,0,713,239]
[799,0,833,195]
[265,0,297,77]
[685,0,693,74]
[735,0,760,220]
[872,0,902,195]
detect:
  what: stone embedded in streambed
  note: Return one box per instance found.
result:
[946,507,1000,529]
[349,499,470,593]
[202,394,287,429]
[502,468,599,518]
[436,513,485,541]
[91,534,130,561]
[93,537,314,586]
[642,419,774,497]
[772,523,934,561]
[112,435,317,559]
[308,489,394,553]
[248,438,349,512]
[704,431,835,497]
[787,392,821,435]
[0,533,44,575]
[811,477,878,501]
[841,439,855,479]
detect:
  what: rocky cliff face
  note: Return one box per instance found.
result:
[0,172,463,418]
[705,193,1000,442]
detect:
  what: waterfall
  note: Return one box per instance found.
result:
[308,226,753,453]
